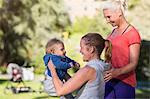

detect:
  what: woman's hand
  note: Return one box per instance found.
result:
[48,60,55,71]
[48,60,58,77]
[104,68,121,82]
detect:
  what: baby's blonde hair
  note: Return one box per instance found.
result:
[46,38,63,54]
[102,0,127,15]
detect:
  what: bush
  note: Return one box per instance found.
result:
[29,48,45,74]
[65,15,111,37]
[0,66,7,74]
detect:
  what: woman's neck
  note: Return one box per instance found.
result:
[89,54,100,61]
[118,18,129,30]
[113,19,130,36]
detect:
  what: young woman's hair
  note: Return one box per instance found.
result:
[81,33,112,62]
[46,38,63,54]
[104,40,112,62]
[102,0,127,15]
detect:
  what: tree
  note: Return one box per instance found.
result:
[0,0,70,66]
[136,40,150,81]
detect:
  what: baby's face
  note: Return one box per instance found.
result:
[53,43,66,56]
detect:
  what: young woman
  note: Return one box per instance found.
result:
[48,33,111,99]
[102,0,141,98]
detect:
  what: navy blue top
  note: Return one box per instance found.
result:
[43,54,76,80]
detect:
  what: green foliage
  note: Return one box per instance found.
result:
[128,0,140,10]
[0,66,6,74]
[31,0,70,34]
[0,0,70,66]
[34,66,45,74]
[65,33,85,67]
[66,15,111,37]
[30,48,45,74]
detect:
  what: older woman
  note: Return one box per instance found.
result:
[102,0,141,98]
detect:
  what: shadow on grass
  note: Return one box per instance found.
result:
[0,79,8,84]
[32,96,49,99]
[33,96,58,99]
[136,89,150,99]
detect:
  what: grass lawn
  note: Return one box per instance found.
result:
[0,75,59,99]
[136,88,150,99]
[0,74,149,99]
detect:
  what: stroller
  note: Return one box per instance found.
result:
[11,67,23,82]
[4,63,33,94]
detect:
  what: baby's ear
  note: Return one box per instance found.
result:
[51,49,55,54]
[46,48,54,54]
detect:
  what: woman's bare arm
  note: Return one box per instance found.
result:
[104,43,140,82]
[48,60,95,96]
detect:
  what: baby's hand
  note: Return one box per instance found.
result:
[74,62,80,69]
[69,62,80,70]
[72,62,80,72]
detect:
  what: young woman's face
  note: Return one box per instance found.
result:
[80,39,91,62]
[103,9,120,27]
[53,43,66,56]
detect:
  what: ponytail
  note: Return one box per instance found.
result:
[104,40,112,62]
[117,0,127,13]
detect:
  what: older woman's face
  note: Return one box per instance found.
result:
[103,9,120,27]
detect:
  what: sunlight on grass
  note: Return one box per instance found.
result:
[0,76,59,99]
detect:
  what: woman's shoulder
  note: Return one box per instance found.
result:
[125,25,140,35]
[86,60,109,71]
[77,66,96,77]
[124,26,141,39]
[81,65,96,72]
[73,66,96,82]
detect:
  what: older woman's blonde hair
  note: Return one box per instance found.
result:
[102,0,127,15]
